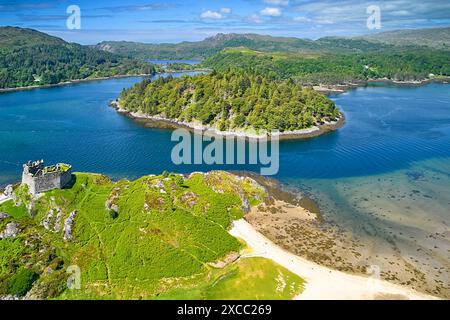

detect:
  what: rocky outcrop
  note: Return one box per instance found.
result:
[0,222,20,239]
[53,208,62,231]
[63,210,77,241]
[180,191,197,208]
[0,212,10,220]
[4,185,14,197]
[42,209,54,230]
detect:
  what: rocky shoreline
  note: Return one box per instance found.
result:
[109,100,345,141]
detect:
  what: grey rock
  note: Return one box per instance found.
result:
[53,208,62,232]
[0,222,20,239]
[0,212,10,220]
[42,209,54,230]
[63,210,77,241]
[4,185,13,197]
[241,195,250,214]
[111,204,119,213]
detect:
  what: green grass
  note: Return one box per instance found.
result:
[206,258,304,300]
[155,257,304,300]
[0,171,295,300]
[0,200,28,219]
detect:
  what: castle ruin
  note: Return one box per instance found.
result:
[22,160,72,195]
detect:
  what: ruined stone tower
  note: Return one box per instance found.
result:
[22,160,72,195]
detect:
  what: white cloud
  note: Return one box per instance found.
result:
[200,10,223,20]
[246,13,263,24]
[260,7,282,17]
[264,0,289,6]
[293,16,312,23]
[220,7,232,14]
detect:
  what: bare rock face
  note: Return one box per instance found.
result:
[111,204,119,214]
[181,191,198,208]
[53,208,62,232]
[63,210,78,241]
[0,222,20,239]
[4,185,14,197]
[42,209,54,230]
[241,194,250,214]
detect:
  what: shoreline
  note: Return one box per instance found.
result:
[0,170,442,299]
[0,73,154,93]
[0,69,208,94]
[229,219,436,300]
[313,76,450,95]
[110,100,346,141]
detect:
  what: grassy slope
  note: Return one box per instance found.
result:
[0,171,303,300]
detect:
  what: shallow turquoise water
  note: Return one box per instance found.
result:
[0,76,449,286]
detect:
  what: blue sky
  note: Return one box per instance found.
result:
[1,0,449,44]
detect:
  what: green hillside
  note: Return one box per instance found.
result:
[95,32,402,60]
[359,27,450,51]
[203,47,450,84]
[0,171,304,299]
[94,29,450,61]
[0,27,156,89]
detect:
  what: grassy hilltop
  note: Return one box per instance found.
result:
[0,171,304,300]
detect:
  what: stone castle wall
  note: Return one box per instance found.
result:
[22,168,72,195]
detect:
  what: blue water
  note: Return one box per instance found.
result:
[147,59,201,65]
[2,78,448,183]
[0,75,449,289]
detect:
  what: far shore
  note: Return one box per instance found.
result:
[0,69,209,94]
[313,76,450,95]
[0,74,154,93]
[110,100,345,141]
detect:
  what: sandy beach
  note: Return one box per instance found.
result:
[230,219,437,300]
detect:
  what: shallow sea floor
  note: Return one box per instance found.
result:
[282,157,450,297]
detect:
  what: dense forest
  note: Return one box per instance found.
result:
[203,48,450,85]
[119,70,340,132]
[0,27,155,89]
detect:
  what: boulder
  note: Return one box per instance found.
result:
[0,222,20,239]
[53,208,62,231]
[0,212,10,220]
[63,210,77,241]
[111,204,119,213]
[4,185,13,197]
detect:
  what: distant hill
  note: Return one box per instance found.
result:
[95,33,398,60]
[0,26,66,48]
[0,27,155,89]
[95,28,450,60]
[358,27,450,50]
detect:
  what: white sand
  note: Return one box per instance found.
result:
[230,219,437,300]
[0,194,9,204]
